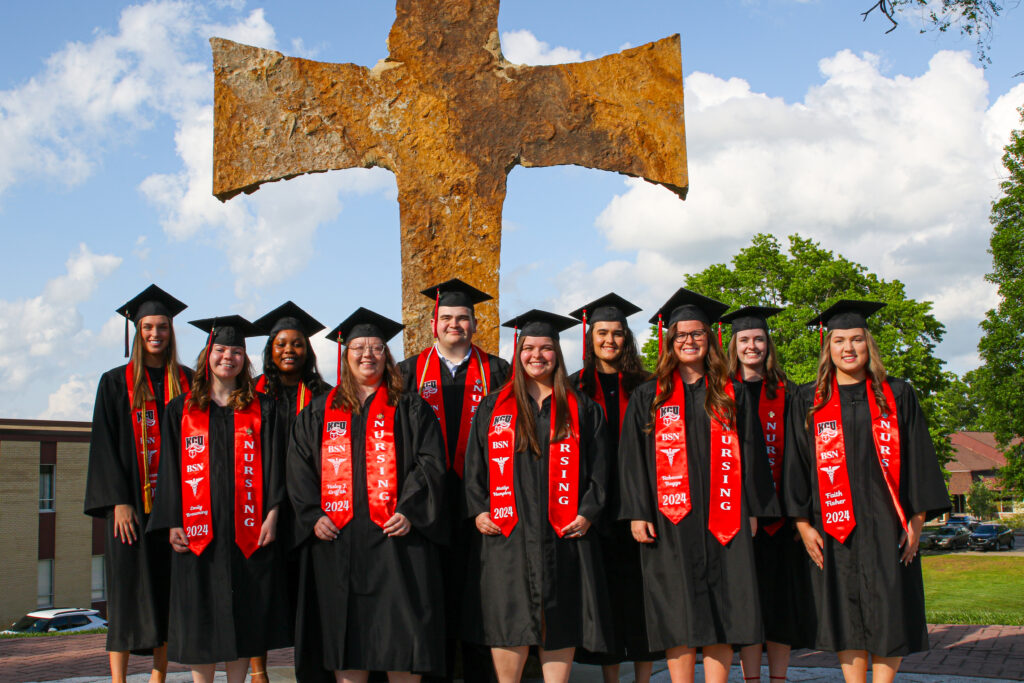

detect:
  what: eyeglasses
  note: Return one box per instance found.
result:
[348,343,385,357]
[673,330,707,343]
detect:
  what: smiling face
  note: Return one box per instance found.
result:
[829,328,870,381]
[209,344,245,382]
[520,336,557,383]
[671,320,709,368]
[138,315,171,361]
[591,321,625,365]
[271,329,307,377]
[346,337,386,387]
[735,328,768,373]
[434,305,476,349]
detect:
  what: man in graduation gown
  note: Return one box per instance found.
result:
[397,279,510,683]
[85,285,191,682]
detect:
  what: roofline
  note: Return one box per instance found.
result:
[0,418,92,442]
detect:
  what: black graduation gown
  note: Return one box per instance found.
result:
[148,393,291,665]
[287,391,449,675]
[85,364,192,653]
[741,378,812,648]
[618,376,780,650]
[783,378,951,656]
[461,389,614,652]
[568,370,661,665]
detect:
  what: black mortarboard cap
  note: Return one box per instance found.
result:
[649,288,730,327]
[326,307,404,344]
[117,284,188,357]
[568,292,642,325]
[807,300,887,331]
[419,278,493,310]
[502,309,580,340]
[189,315,259,348]
[252,301,326,338]
[720,305,784,333]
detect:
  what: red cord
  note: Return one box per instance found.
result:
[581,309,587,362]
[657,314,663,356]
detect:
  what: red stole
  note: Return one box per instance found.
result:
[486,387,581,537]
[592,371,629,434]
[180,395,263,558]
[757,380,786,536]
[255,375,311,415]
[126,363,189,514]
[320,388,398,530]
[415,345,490,478]
[654,374,743,545]
[813,378,905,543]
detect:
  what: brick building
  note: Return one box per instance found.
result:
[0,419,105,628]
[947,431,1020,515]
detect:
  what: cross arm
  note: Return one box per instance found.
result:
[505,35,688,198]
[211,38,388,201]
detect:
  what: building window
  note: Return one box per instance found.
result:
[39,465,55,511]
[91,556,106,601]
[37,559,54,608]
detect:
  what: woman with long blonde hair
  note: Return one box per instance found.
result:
[784,301,949,683]
[462,310,613,683]
[85,285,191,683]
[149,315,290,683]
[287,308,449,682]
[619,289,779,683]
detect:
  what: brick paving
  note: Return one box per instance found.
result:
[1,625,1022,682]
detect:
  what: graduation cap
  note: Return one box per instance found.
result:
[502,309,579,341]
[649,288,730,355]
[116,284,188,357]
[252,301,326,339]
[325,308,404,386]
[720,305,784,334]
[420,278,493,311]
[568,293,642,361]
[807,300,887,332]
[189,315,259,348]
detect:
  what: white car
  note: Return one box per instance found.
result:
[2,608,107,635]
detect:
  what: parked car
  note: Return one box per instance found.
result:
[946,515,980,530]
[928,525,972,550]
[968,524,1016,551]
[2,608,106,635]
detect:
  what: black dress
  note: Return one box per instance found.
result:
[741,378,811,648]
[85,364,192,653]
[618,375,780,650]
[461,389,614,652]
[287,391,449,675]
[569,370,662,665]
[783,378,950,656]
[148,393,291,665]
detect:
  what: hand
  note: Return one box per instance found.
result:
[899,512,927,566]
[169,527,190,553]
[476,512,501,535]
[383,512,411,537]
[631,520,657,544]
[113,504,139,545]
[749,516,758,536]
[314,515,340,541]
[258,506,279,547]
[560,515,591,539]
[795,518,824,570]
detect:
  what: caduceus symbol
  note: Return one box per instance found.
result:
[328,457,345,476]
[185,477,204,497]
[492,456,510,475]
[820,465,840,485]
[660,447,681,467]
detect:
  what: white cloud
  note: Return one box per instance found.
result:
[40,374,99,420]
[501,29,591,65]
[583,49,1024,373]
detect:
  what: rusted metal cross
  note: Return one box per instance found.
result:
[211,0,687,354]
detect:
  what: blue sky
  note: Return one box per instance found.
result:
[2,1,1024,419]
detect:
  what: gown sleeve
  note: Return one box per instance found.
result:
[286,397,326,548]
[463,394,497,519]
[260,395,285,513]
[577,395,610,523]
[783,383,816,521]
[148,395,185,532]
[84,370,133,515]
[618,382,655,523]
[395,393,450,546]
[737,381,781,518]
[893,379,952,522]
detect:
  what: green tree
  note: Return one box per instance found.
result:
[975,107,1024,497]
[967,480,998,520]
[641,232,955,465]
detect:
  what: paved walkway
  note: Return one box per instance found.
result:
[1,624,1022,682]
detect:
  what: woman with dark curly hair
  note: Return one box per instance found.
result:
[149,316,290,683]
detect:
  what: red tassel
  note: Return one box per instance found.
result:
[336,338,342,387]
[819,321,824,347]
[657,314,663,357]
[513,326,519,377]
[717,322,722,347]
[432,288,440,339]
[581,309,587,362]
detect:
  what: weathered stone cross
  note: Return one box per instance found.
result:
[211,0,687,354]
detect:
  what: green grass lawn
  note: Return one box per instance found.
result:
[923,555,1024,625]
